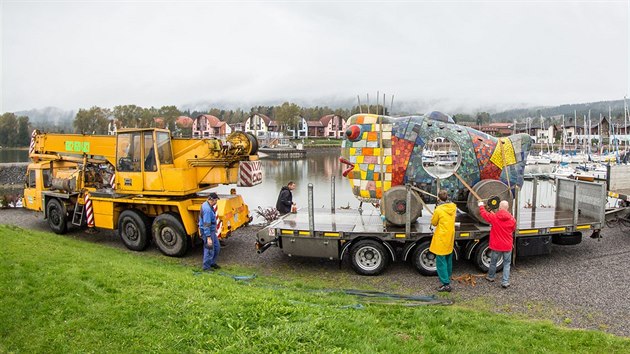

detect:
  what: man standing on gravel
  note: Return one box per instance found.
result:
[430,190,457,292]
[276,181,296,215]
[478,200,516,288]
[199,192,221,271]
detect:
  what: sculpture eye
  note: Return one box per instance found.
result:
[345,125,362,141]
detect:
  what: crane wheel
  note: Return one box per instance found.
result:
[152,213,189,257]
[117,209,150,251]
[46,198,68,234]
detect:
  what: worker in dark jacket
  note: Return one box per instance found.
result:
[478,200,516,288]
[276,181,296,215]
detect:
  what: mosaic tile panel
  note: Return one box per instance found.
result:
[480,161,503,180]
[489,137,517,168]
[340,113,530,204]
[469,131,495,171]
[392,136,414,186]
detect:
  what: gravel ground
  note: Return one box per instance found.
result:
[2,207,629,338]
[0,163,27,186]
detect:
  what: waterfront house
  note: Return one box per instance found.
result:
[287,116,308,138]
[193,114,231,138]
[307,120,324,137]
[244,113,272,138]
[320,114,346,138]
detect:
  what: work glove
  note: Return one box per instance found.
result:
[478,201,484,207]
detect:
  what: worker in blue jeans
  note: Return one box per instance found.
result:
[199,192,221,271]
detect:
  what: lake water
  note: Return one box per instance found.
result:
[0,149,29,163]
[212,153,357,214]
[2,150,593,216]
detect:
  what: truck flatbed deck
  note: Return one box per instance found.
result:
[267,205,601,239]
[257,178,605,275]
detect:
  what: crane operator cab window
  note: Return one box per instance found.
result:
[144,133,157,172]
[156,132,173,165]
[117,132,141,172]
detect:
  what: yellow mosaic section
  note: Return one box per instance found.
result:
[344,116,393,201]
[489,137,516,168]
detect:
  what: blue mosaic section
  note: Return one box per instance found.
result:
[393,118,410,139]
[398,117,481,202]
[501,163,525,192]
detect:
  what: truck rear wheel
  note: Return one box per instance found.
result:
[350,239,388,276]
[46,198,68,234]
[473,239,503,272]
[411,241,438,276]
[152,213,189,257]
[118,209,150,251]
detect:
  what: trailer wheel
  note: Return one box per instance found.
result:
[411,241,438,276]
[350,240,388,276]
[47,198,68,234]
[152,213,189,257]
[473,239,503,272]
[117,209,150,251]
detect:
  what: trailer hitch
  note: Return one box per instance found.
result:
[256,238,278,254]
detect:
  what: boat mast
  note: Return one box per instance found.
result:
[562,114,566,154]
[597,113,604,155]
[609,106,612,155]
[623,96,628,155]
[625,97,628,153]
[574,110,578,151]
[583,114,587,154]
[588,110,592,157]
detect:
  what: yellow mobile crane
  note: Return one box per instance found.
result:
[23,128,263,256]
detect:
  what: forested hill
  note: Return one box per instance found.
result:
[491,99,627,121]
[14,107,75,131]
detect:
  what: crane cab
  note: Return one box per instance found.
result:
[115,128,173,193]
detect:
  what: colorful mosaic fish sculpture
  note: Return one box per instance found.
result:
[339,113,532,223]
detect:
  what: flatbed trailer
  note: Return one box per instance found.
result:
[256,178,606,275]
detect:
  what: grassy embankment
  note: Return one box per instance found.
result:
[300,138,342,148]
[1,224,628,353]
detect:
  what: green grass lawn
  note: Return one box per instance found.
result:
[1,224,628,353]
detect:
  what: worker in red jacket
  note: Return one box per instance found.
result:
[478,200,516,288]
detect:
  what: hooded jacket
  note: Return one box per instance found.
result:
[479,206,516,252]
[276,186,293,214]
[429,202,457,255]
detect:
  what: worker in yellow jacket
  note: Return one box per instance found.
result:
[429,190,457,292]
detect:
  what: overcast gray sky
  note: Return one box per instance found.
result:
[1,0,628,114]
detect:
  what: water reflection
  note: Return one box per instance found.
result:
[0,149,29,163]
[212,153,358,212]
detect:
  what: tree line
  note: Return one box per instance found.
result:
[68,103,397,136]
[1,102,495,147]
[0,113,31,147]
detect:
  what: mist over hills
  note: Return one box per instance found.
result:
[174,97,630,121]
[491,99,627,121]
[14,107,75,125]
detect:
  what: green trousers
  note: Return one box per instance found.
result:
[436,253,453,285]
